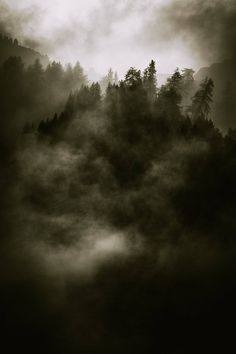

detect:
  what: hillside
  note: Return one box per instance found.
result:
[195,60,236,132]
[0,34,49,67]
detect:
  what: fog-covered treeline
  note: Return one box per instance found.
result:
[0,34,49,66]
[0,54,87,150]
[1,54,236,354]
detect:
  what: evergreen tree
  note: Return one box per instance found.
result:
[2,56,24,79]
[65,92,76,115]
[124,67,142,89]
[45,61,64,85]
[181,68,195,84]
[181,68,195,107]
[157,68,183,119]
[90,82,102,105]
[73,61,87,88]
[189,77,214,120]
[105,82,120,122]
[27,59,44,85]
[64,63,74,90]
[143,60,157,102]
[100,68,115,93]
[166,68,182,91]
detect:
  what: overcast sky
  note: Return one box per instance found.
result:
[1,0,235,76]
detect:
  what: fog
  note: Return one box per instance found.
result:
[1,1,236,353]
[0,0,201,75]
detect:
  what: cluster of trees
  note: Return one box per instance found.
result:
[34,60,222,192]
[0,34,49,66]
[37,82,101,136]
[36,60,215,141]
[0,34,19,47]
[100,68,119,93]
[2,52,236,354]
[37,60,212,131]
[1,54,236,266]
[0,55,87,148]
[195,60,236,131]
[19,59,236,254]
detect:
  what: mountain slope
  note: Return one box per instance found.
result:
[0,34,49,67]
[195,60,236,132]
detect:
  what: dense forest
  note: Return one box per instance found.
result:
[195,59,236,131]
[0,40,87,150]
[1,39,236,353]
[0,34,49,66]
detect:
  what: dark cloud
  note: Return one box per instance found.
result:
[162,0,236,62]
[0,2,39,41]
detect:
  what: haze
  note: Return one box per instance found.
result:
[1,0,203,76]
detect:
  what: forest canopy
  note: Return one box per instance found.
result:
[1,38,236,354]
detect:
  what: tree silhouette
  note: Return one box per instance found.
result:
[189,77,214,120]
[124,67,142,89]
[100,68,116,93]
[157,68,183,119]
[181,68,196,108]
[143,60,157,102]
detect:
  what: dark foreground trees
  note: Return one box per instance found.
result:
[2,57,236,354]
[189,77,214,120]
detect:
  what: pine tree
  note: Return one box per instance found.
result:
[157,68,183,119]
[27,59,44,84]
[143,60,157,101]
[90,82,102,104]
[65,92,76,115]
[166,68,182,91]
[189,77,214,120]
[73,61,87,88]
[100,68,115,93]
[64,63,74,90]
[45,61,64,84]
[124,67,142,89]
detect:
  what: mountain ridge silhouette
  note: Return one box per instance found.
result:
[0,34,49,67]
